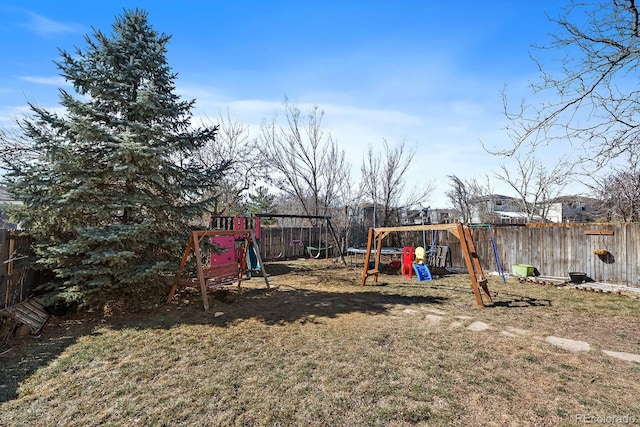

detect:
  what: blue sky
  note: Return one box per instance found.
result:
[0,1,580,207]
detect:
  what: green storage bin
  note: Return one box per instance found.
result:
[512,264,534,277]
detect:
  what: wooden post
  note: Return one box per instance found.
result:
[360,228,375,286]
[0,230,8,308]
[166,234,193,305]
[457,223,492,307]
[326,217,346,265]
[373,231,389,284]
[7,237,15,307]
[192,232,209,310]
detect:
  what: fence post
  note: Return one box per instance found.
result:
[0,230,7,308]
[0,230,7,277]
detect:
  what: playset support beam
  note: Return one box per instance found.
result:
[359,222,492,307]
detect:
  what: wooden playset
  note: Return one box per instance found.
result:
[166,228,270,310]
[360,222,493,307]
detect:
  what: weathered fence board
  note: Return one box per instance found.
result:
[0,230,35,309]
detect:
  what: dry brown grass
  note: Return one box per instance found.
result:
[1,259,639,426]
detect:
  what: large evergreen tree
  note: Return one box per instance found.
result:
[3,9,227,304]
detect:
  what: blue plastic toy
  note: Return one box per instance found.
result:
[412,263,432,281]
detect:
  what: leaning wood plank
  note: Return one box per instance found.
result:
[22,300,49,318]
[13,306,42,326]
[1,299,49,333]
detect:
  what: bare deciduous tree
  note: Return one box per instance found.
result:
[0,122,44,164]
[259,100,350,221]
[500,1,640,167]
[446,175,473,223]
[445,175,494,223]
[195,110,264,215]
[361,139,433,227]
[494,154,572,221]
[592,154,640,221]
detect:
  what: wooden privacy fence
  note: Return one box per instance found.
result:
[455,223,640,287]
[6,222,637,307]
[0,230,35,309]
[342,222,640,287]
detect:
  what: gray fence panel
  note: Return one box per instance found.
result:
[461,223,640,286]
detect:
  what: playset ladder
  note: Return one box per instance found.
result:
[455,223,492,307]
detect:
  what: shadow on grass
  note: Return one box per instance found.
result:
[0,260,548,403]
[168,285,451,328]
[0,279,548,404]
[0,276,449,402]
[0,317,94,403]
[489,296,552,308]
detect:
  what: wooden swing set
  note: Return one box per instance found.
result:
[258,213,346,264]
[360,222,493,307]
[166,229,270,310]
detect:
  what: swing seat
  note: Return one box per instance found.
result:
[306,244,333,258]
[202,263,243,288]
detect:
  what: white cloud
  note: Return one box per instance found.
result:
[19,75,69,86]
[179,80,515,206]
[19,12,84,37]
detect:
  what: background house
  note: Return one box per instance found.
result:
[0,186,20,229]
[466,194,603,224]
[542,196,600,223]
[406,208,460,225]
[469,194,541,224]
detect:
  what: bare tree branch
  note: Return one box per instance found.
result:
[493,154,573,221]
[258,100,351,222]
[445,175,495,223]
[499,0,640,167]
[194,110,263,215]
[361,139,433,226]
[0,118,46,165]
[592,152,640,221]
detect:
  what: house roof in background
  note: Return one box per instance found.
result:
[546,195,599,204]
[469,194,518,203]
[0,186,15,202]
[498,211,543,221]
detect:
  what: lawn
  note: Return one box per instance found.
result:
[1,259,639,426]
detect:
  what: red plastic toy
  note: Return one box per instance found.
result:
[402,246,414,278]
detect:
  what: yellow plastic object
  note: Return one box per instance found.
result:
[414,246,426,264]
